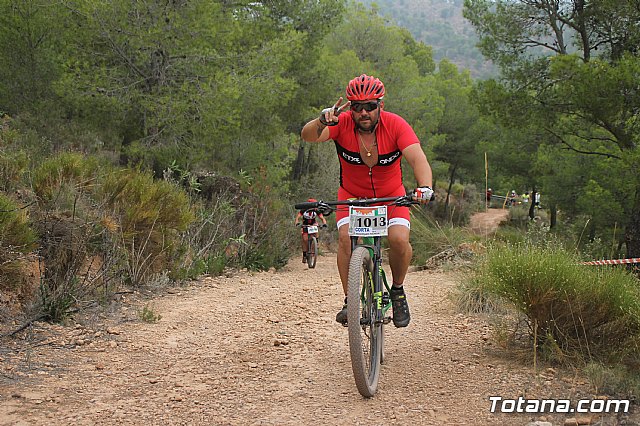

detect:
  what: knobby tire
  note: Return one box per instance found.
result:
[347,246,382,397]
[307,236,317,269]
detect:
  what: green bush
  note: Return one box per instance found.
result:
[28,153,119,322]
[451,182,465,196]
[172,251,227,280]
[493,218,555,248]
[139,304,162,323]
[176,170,297,277]
[469,242,640,365]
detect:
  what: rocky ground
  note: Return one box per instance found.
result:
[1,210,637,425]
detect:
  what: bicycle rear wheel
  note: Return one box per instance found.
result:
[307,236,317,269]
[347,246,382,397]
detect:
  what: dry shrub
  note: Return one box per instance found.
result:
[0,150,28,192]
[100,168,194,285]
[32,208,125,322]
[177,172,296,276]
[0,192,37,309]
[31,152,100,202]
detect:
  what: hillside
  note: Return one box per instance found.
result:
[358,0,497,79]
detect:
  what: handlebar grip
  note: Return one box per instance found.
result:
[294,202,317,210]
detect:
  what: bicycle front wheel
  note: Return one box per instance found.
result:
[347,246,382,398]
[307,236,317,269]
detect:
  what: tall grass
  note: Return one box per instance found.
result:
[409,207,479,266]
[465,242,640,365]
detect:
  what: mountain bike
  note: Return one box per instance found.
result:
[294,195,417,397]
[298,223,322,269]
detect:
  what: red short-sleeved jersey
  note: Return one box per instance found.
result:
[328,110,419,198]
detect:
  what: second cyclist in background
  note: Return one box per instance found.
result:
[295,198,327,263]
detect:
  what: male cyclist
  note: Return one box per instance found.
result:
[300,74,433,328]
[294,198,327,263]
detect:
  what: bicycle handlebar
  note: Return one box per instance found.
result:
[294,195,418,215]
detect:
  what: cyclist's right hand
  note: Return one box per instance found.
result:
[319,97,350,126]
[412,186,434,204]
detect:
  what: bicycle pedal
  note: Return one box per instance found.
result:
[382,317,392,324]
[382,292,390,306]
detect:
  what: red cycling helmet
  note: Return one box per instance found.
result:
[345,74,385,101]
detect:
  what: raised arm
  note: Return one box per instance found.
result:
[301,118,331,142]
[300,97,350,142]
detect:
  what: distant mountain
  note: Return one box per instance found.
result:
[357,0,496,79]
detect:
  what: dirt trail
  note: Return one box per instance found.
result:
[469,208,510,236]
[0,230,634,425]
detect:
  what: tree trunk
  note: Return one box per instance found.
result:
[445,164,457,218]
[574,0,590,61]
[624,184,640,259]
[292,142,306,181]
[588,221,596,242]
[549,203,557,229]
[305,145,313,175]
[529,188,537,220]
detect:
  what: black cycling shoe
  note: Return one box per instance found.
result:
[390,286,410,327]
[302,253,307,263]
[335,298,348,325]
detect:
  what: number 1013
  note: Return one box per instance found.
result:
[354,217,387,227]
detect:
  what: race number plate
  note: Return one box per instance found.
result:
[348,206,388,237]
[307,225,318,234]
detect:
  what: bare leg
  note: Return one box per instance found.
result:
[337,224,351,295]
[301,233,308,253]
[386,225,412,286]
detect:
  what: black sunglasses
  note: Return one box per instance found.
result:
[350,101,379,112]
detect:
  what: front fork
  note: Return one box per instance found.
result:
[354,237,392,324]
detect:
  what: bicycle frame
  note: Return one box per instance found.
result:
[294,195,415,322]
[354,236,392,323]
[294,195,417,397]
[301,225,319,269]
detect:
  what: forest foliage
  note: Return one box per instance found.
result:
[0,0,639,329]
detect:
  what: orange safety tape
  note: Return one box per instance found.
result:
[581,258,640,265]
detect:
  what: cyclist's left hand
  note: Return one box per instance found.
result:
[413,186,434,204]
[322,224,328,228]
